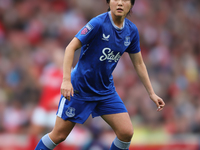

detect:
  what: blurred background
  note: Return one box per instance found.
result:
[0,0,200,150]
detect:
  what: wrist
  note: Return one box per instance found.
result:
[149,92,155,97]
[63,77,71,82]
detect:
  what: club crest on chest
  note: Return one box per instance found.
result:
[124,36,130,46]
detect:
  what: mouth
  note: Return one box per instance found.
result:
[117,8,123,12]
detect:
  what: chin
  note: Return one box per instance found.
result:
[115,13,124,17]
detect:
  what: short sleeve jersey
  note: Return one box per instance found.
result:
[72,11,140,101]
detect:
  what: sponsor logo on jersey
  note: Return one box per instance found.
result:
[102,33,110,41]
[65,107,75,117]
[81,23,93,35]
[124,36,130,46]
[99,48,121,62]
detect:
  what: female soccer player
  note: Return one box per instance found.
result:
[35,0,165,149]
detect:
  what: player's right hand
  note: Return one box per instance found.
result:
[60,80,74,101]
[149,93,165,112]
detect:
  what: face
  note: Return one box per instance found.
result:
[109,0,132,18]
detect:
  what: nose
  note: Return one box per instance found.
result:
[118,0,123,3]
[118,0,123,4]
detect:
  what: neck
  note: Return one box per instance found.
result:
[110,11,125,28]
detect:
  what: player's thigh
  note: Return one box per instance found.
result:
[101,112,133,141]
[49,116,76,143]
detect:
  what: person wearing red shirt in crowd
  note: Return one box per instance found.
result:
[29,49,64,150]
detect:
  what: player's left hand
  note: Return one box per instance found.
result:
[150,93,165,111]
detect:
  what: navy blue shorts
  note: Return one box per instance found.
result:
[56,92,127,124]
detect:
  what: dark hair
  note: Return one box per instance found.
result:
[106,0,135,11]
[106,0,135,5]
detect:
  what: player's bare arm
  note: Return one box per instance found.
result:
[129,52,165,111]
[61,37,82,100]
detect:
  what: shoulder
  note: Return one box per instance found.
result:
[125,18,138,32]
[89,12,108,27]
[95,12,108,21]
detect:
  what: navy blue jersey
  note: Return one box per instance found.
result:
[72,11,140,101]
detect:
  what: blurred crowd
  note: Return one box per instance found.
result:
[0,0,200,149]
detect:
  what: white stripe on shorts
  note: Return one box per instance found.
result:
[57,97,66,117]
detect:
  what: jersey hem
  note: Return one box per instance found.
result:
[71,91,117,101]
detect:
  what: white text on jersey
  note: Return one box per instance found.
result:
[99,48,121,62]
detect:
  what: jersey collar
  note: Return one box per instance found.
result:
[108,11,125,30]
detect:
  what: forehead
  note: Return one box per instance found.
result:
[110,0,132,4]
[110,0,131,1]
